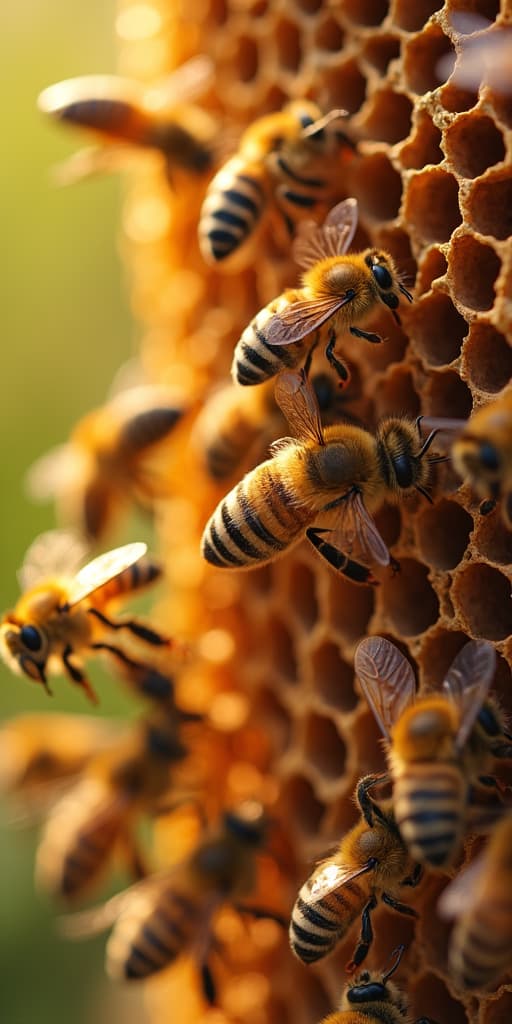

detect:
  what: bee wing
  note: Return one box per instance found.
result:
[66,541,148,608]
[18,530,91,592]
[38,75,144,117]
[51,145,137,186]
[332,490,391,568]
[274,370,324,444]
[293,198,358,270]
[25,444,86,503]
[265,294,353,347]
[355,636,416,740]
[437,855,485,920]
[309,858,375,901]
[442,640,497,749]
[143,56,214,110]
[59,869,172,939]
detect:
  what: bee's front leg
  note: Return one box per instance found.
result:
[345,894,377,972]
[88,607,170,647]
[61,645,98,704]
[325,327,350,386]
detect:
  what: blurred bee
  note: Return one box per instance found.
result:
[321,945,439,1024]
[26,385,185,542]
[37,56,216,184]
[451,386,512,528]
[62,801,284,1002]
[199,101,354,268]
[439,815,512,991]
[0,531,181,704]
[197,368,360,483]
[201,368,440,585]
[36,705,192,903]
[354,636,512,869]
[232,197,412,388]
[289,774,420,970]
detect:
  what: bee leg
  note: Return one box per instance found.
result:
[356,773,390,827]
[88,607,170,647]
[62,645,98,704]
[121,834,148,880]
[381,892,418,919]
[233,904,288,928]
[401,863,423,888]
[349,326,382,344]
[200,961,217,1005]
[345,895,378,972]
[306,527,378,585]
[325,328,350,386]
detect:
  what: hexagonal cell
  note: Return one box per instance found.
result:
[467,170,512,241]
[373,503,402,550]
[292,0,322,13]
[352,708,388,775]
[404,169,461,244]
[404,24,455,94]
[424,370,473,419]
[327,574,375,644]
[450,0,499,19]
[399,110,443,170]
[253,687,292,754]
[485,992,512,1024]
[361,34,400,75]
[286,560,319,629]
[380,559,439,637]
[356,317,409,373]
[246,563,275,596]
[311,642,358,712]
[416,247,448,294]
[452,563,512,641]
[444,112,505,178]
[410,971,469,1024]
[393,0,443,32]
[343,0,389,25]
[275,18,302,72]
[418,628,470,690]
[322,793,359,841]
[373,366,421,419]
[490,88,512,130]
[348,152,402,220]
[462,323,512,394]
[416,499,473,571]
[440,79,479,114]
[473,507,512,566]
[303,712,347,779]
[234,36,259,83]
[359,89,413,144]
[323,60,367,114]
[408,292,468,367]
[267,615,298,682]
[314,16,344,53]
[280,774,324,836]
[449,234,501,311]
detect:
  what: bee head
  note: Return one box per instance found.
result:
[364,250,413,321]
[224,799,267,846]
[0,618,49,688]
[377,419,432,498]
[342,946,407,1013]
[453,434,502,497]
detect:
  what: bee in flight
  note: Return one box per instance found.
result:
[321,944,439,1024]
[439,814,512,992]
[289,774,420,971]
[199,100,354,268]
[61,801,285,1003]
[26,384,185,542]
[201,368,440,585]
[0,531,181,703]
[36,704,192,903]
[37,55,216,184]
[355,635,512,869]
[232,197,413,388]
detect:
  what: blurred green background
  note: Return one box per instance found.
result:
[2,2,149,1020]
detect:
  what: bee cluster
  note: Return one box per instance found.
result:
[3,1,512,1023]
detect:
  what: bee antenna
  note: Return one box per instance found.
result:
[398,282,413,303]
[427,455,449,465]
[382,944,406,983]
[415,484,433,504]
[418,429,439,459]
[301,108,348,138]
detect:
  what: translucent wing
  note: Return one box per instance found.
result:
[51,145,137,186]
[59,869,174,939]
[38,75,144,118]
[329,491,391,569]
[66,542,148,608]
[18,530,91,592]
[265,294,354,347]
[274,370,324,445]
[25,445,86,503]
[309,858,376,902]
[355,636,417,740]
[437,856,484,920]
[293,197,359,271]
[442,640,496,749]
[144,56,214,110]
[300,109,349,140]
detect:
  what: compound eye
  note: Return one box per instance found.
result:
[20,625,43,652]
[372,263,393,290]
[299,114,315,129]
[479,443,500,472]
[348,982,387,1003]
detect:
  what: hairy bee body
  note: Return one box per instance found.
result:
[321,947,438,1024]
[452,385,512,528]
[234,289,310,386]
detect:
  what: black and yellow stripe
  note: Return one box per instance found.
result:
[110,889,200,980]
[290,880,361,963]
[199,159,266,263]
[232,315,307,386]
[394,766,466,868]
[99,558,161,603]
[450,897,512,989]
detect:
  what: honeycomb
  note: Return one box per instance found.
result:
[18,1,512,1022]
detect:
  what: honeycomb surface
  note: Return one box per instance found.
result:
[115,2,512,1022]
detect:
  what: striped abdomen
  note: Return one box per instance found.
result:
[107,886,202,980]
[202,459,310,569]
[96,557,162,603]
[232,303,310,387]
[199,156,267,264]
[394,764,467,868]
[289,877,363,963]
[450,896,512,990]
[59,98,148,142]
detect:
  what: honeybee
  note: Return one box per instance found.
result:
[450,386,512,528]
[62,801,283,1001]
[289,774,420,970]
[354,636,512,869]
[36,705,190,903]
[439,815,512,991]
[26,385,185,542]
[201,369,440,585]
[37,55,216,184]
[0,531,180,704]
[232,197,413,388]
[321,945,439,1024]
[199,101,353,268]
